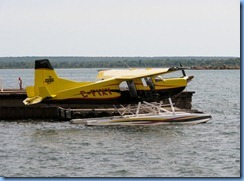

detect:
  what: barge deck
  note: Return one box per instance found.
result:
[0,90,195,120]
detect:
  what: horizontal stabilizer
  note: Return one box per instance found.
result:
[39,86,56,98]
[23,86,56,105]
[23,96,43,105]
[25,86,35,98]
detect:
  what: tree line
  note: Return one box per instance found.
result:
[0,56,240,69]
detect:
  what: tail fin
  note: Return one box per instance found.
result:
[23,59,58,105]
[33,59,59,96]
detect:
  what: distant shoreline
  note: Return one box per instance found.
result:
[190,65,240,70]
[0,66,240,70]
[0,56,240,69]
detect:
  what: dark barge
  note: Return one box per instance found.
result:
[0,89,195,120]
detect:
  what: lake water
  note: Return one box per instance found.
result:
[0,69,240,177]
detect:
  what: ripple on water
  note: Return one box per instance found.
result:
[0,70,240,177]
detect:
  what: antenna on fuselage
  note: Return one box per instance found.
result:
[119,61,132,69]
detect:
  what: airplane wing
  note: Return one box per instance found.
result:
[97,67,186,80]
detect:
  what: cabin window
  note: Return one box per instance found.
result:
[126,80,138,97]
[141,78,148,87]
[162,71,183,79]
[119,81,137,97]
[119,81,129,91]
[155,71,183,82]
[145,77,155,91]
[155,75,164,82]
[141,77,155,90]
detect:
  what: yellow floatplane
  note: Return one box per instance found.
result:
[23,59,194,105]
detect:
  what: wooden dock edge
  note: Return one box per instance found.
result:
[0,91,195,120]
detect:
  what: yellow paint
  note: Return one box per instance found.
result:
[23,62,191,105]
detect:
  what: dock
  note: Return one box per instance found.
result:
[0,90,195,120]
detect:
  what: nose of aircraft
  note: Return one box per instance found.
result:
[187,75,194,83]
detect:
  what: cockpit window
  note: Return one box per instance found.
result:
[155,71,183,82]
[155,75,164,82]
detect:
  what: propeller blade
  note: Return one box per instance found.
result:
[179,63,186,77]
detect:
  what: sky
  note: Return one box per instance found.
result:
[0,0,240,57]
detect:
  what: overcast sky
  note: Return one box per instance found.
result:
[0,0,240,57]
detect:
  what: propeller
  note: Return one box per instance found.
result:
[179,63,194,82]
[179,63,186,77]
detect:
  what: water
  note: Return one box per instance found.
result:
[0,69,240,177]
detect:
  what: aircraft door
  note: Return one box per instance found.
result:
[126,80,138,97]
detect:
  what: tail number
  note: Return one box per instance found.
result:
[80,88,112,98]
